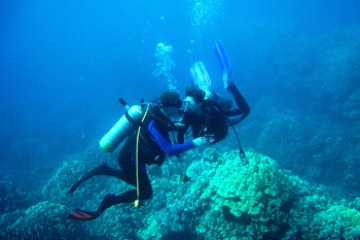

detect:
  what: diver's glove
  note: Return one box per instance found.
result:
[173,121,185,128]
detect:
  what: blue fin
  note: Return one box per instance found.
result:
[190,61,211,91]
[214,40,231,89]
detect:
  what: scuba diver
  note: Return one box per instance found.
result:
[177,40,250,146]
[67,91,208,221]
[177,81,250,145]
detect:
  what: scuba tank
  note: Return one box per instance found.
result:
[99,103,144,152]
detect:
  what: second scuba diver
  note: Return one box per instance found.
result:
[177,80,250,145]
[67,91,208,221]
[178,39,250,146]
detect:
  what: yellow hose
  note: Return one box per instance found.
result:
[134,106,149,208]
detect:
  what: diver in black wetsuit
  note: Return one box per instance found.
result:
[67,91,208,221]
[177,81,250,145]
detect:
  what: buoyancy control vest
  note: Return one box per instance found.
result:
[189,100,228,145]
[201,100,228,144]
[137,106,173,165]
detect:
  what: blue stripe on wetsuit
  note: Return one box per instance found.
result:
[148,120,195,156]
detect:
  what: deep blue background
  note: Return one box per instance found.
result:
[1,0,359,188]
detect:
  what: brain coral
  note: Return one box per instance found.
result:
[200,151,296,238]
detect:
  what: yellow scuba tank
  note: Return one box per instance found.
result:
[99,104,144,152]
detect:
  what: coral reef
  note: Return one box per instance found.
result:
[238,26,360,193]
[0,182,35,214]
[2,146,360,239]
[42,160,88,205]
[197,151,295,239]
[1,201,83,240]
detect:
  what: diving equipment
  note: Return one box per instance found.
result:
[68,193,116,221]
[68,208,102,221]
[189,61,232,110]
[99,105,144,152]
[190,61,211,91]
[214,39,232,90]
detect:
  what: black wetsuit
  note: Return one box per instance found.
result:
[177,82,250,145]
[178,100,228,144]
[113,106,194,203]
[67,104,195,220]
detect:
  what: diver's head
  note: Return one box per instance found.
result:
[159,91,182,117]
[183,87,205,114]
[185,87,205,103]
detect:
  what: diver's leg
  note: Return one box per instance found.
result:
[116,145,153,202]
[100,169,153,207]
[116,144,143,187]
[67,163,119,194]
[228,82,250,116]
[68,168,152,221]
[67,142,139,194]
[68,156,153,221]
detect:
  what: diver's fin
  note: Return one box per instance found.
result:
[67,163,110,195]
[67,194,116,221]
[190,61,211,91]
[67,208,102,221]
[214,40,232,89]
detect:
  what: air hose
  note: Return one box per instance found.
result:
[134,105,150,208]
[231,125,247,165]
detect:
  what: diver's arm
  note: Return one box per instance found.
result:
[148,121,195,156]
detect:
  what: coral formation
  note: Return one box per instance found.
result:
[1,146,360,239]
[0,182,35,214]
[1,201,82,240]
[197,151,294,238]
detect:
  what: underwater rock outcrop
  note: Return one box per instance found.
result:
[1,147,360,239]
[0,201,82,240]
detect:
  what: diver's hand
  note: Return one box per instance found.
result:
[174,122,185,127]
[192,137,208,146]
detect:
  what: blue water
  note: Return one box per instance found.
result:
[1,0,359,193]
[1,0,360,239]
